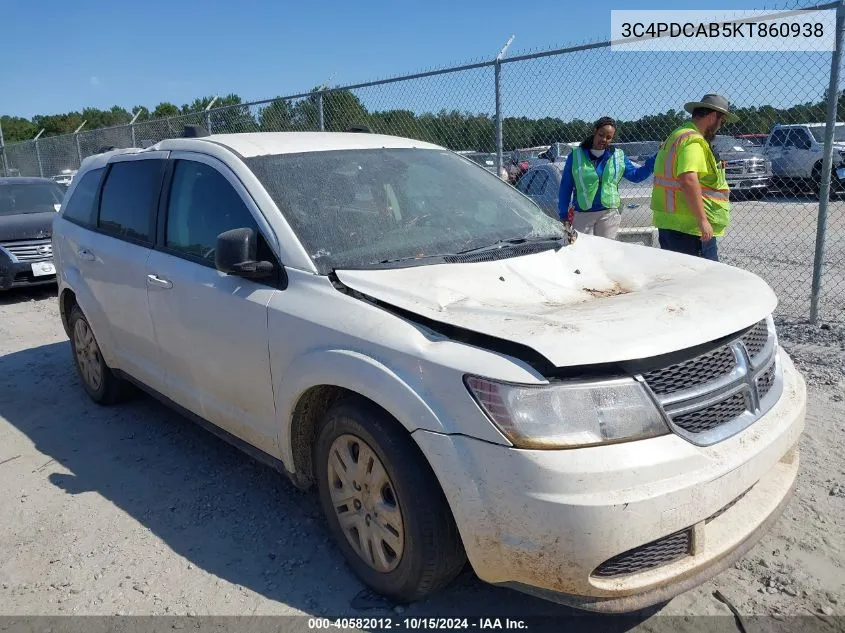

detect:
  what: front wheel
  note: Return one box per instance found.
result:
[315,398,466,603]
[68,304,133,405]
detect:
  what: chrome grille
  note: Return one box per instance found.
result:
[673,392,748,434]
[741,321,769,360]
[0,238,53,262]
[725,161,744,175]
[641,317,782,446]
[593,530,691,578]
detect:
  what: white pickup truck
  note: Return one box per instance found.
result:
[762,123,845,198]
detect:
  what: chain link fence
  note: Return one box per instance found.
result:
[1,0,842,322]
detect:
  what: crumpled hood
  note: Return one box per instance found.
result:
[335,235,778,368]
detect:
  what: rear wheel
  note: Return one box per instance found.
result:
[315,398,466,603]
[68,304,133,405]
[812,163,841,200]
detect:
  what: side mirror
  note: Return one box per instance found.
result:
[215,227,274,279]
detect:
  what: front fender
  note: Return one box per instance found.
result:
[273,348,447,472]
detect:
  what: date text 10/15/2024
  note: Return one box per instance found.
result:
[308,618,529,630]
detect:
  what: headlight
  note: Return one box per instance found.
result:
[465,375,669,449]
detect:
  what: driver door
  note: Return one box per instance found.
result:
[145,153,282,456]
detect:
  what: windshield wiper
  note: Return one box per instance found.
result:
[368,253,451,267]
[455,235,566,256]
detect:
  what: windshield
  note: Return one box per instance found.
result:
[245,148,566,273]
[713,136,756,153]
[809,124,845,143]
[0,182,66,216]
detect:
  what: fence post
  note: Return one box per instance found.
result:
[129,109,143,147]
[810,0,845,323]
[318,92,325,131]
[0,119,8,177]
[204,96,218,134]
[73,120,87,168]
[494,36,514,177]
[33,128,45,178]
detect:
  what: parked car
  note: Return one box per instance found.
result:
[711,135,772,198]
[506,146,549,183]
[516,161,657,244]
[51,169,78,188]
[762,123,845,198]
[53,131,806,613]
[0,177,65,291]
[458,151,508,180]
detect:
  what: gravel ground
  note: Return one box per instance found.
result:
[0,284,843,632]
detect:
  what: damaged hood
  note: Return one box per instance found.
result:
[335,235,778,368]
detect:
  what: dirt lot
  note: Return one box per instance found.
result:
[0,282,843,631]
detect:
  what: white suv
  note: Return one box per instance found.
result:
[52,131,806,612]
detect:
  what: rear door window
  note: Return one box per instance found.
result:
[98,159,165,245]
[527,172,549,195]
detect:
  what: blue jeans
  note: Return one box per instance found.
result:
[658,228,719,261]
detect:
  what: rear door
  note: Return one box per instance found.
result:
[784,128,814,178]
[76,153,168,391]
[145,153,280,456]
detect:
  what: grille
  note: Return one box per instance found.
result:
[643,345,735,396]
[741,320,769,360]
[0,239,52,262]
[673,392,748,434]
[725,162,744,175]
[593,530,691,578]
[757,363,776,400]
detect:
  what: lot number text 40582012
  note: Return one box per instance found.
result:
[308,618,528,630]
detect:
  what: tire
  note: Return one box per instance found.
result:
[315,398,466,603]
[68,304,133,405]
[812,164,841,201]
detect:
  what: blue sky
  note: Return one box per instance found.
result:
[0,0,836,122]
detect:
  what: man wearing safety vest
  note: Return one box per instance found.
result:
[651,94,737,262]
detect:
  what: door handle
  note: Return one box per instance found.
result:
[77,248,95,261]
[146,274,173,289]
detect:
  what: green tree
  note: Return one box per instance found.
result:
[152,102,180,119]
[259,98,298,131]
[1,115,37,142]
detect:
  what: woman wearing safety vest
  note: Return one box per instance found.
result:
[557,116,656,239]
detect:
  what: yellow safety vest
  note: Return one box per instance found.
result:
[651,124,731,237]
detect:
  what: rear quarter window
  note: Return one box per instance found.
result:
[62,168,104,227]
[98,160,165,244]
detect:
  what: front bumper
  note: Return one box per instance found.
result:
[727,175,770,190]
[414,350,806,612]
[0,259,57,290]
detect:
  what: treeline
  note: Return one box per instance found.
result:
[3,88,842,151]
